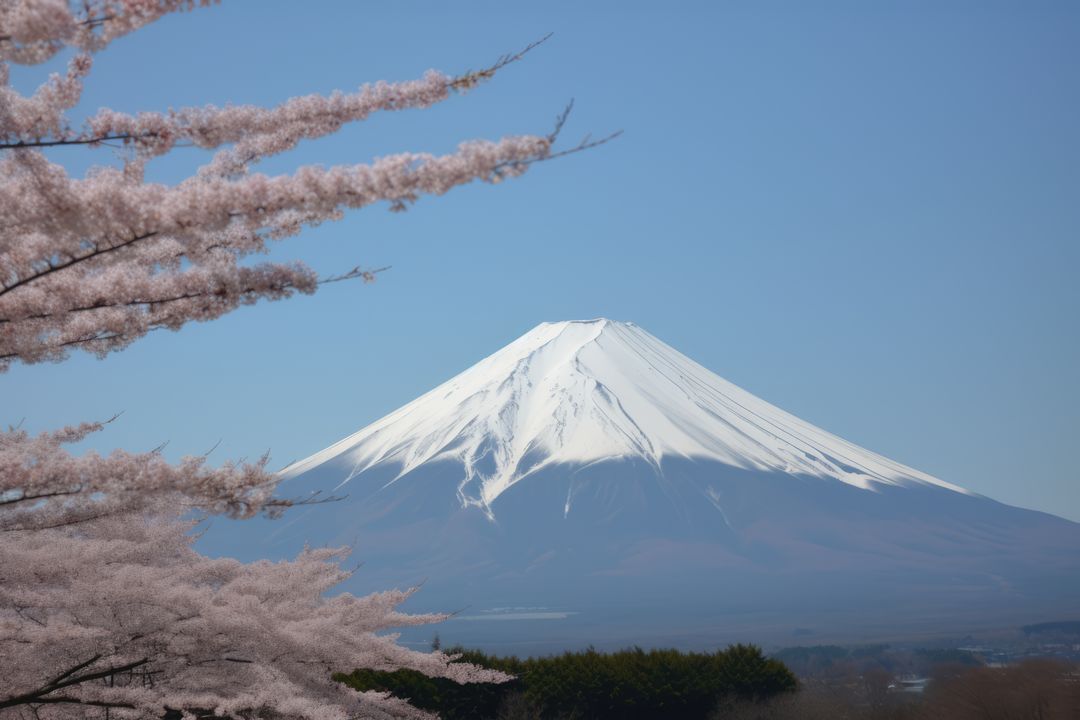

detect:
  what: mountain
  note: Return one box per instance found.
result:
[246,319,1080,650]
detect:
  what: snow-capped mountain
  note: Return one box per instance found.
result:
[247,320,1080,649]
[281,319,966,510]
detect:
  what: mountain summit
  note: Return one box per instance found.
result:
[257,320,1080,650]
[282,319,965,513]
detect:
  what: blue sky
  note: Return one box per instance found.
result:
[4,1,1079,521]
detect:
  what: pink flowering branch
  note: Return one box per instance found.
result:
[0,132,134,148]
[0,264,389,365]
[0,0,218,65]
[0,34,551,160]
[0,264,382,322]
[0,418,299,531]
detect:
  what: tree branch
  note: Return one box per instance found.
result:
[492,102,622,178]
[0,231,159,299]
[0,265,385,325]
[0,658,150,709]
[448,33,552,91]
[0,331,131,362]
[0,13,116,45]
[1,35,550,151]
[0,487,83,506]
[22,697,136,709]
[44,655,103,689]
[0,134,137,150]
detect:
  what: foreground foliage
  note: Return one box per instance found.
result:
[336,644,798,720]
[0,510,509,720]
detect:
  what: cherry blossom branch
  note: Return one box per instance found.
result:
[0,486,82,505]
[1,35,551,158]
[0,230,158,299]
[0,657,150,709]
[0,263,373,323]
[15,697,137,709]
[45,654,105,688]
[0,420,285,530]
[0,133,137,150]
[0,330,131,365]
[0,11,117,44]
[72,263,379,318]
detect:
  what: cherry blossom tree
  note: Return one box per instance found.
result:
[0,507,509,720]
[1,421,513,720]
[0,2,613,717]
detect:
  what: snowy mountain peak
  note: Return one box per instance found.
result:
[281,320,969,512]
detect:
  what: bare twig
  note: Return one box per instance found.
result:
[0,134,137,150]
[450,33,553,91]
[493,101,622,178]
[321,266,391,285]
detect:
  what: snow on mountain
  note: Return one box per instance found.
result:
[281,318,968,516]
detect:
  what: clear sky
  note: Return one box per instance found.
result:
[4,1,1079,521]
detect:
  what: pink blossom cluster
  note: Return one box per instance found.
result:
[0,53,91,142]
[0,510,509,719]
[0,0,215,65]
[92,69,456,169]
[0,418,286,531]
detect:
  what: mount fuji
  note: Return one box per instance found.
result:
[245,319,1080,649]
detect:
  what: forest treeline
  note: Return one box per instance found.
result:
[335,644,796,719]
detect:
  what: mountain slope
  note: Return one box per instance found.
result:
[248,319,1080,649]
